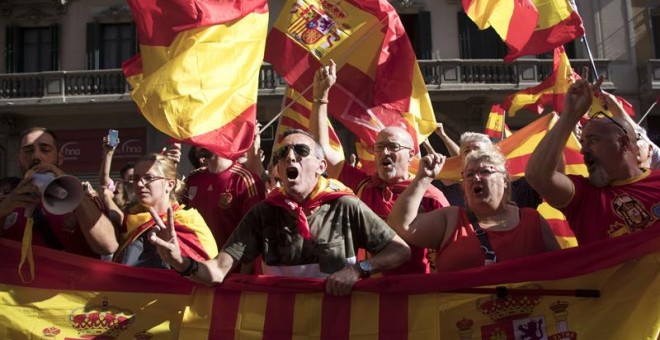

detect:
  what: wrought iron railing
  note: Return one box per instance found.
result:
[0,59,613,100]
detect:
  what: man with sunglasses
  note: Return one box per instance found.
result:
[0,127,118,257]
[149,129,411,296]
[526,76,660,244]
[309,60,449,274]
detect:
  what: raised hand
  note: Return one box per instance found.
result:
[313,59,337,99]
[417,153,446,180]
[147,207,186,271]
[563,67,604,121]
[0,178,40,218]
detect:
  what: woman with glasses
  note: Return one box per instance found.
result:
[112,153,218,268]
[388,148,559,272]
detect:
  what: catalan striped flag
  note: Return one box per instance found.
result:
[462,0,539,62]
[504,0,585,62]
[503,46,579,117]
[484,104,512,140]
[2,226,659,339]
[122,0,268,160]
[265,0,437,162]
[275,87,344,161]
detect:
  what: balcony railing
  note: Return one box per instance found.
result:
[638,59,660,92]
[0,59,613,101]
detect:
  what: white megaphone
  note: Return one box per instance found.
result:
[31,173,83,215]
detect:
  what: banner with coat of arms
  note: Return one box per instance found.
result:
[0,225,659,339]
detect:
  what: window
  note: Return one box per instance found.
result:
[651,8,660,58]
[400,12,432,59]
[5,25,58,73]
[87,22,136,69]
[457,11,507,59]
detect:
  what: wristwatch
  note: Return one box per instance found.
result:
[356,260,373,278]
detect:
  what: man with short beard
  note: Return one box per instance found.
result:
[309,61,449,274]
[0,127,118,257]
[526,76,660,244]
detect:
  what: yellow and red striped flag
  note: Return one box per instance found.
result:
[274,87,345,160]
[265,0,437,165]
[484,104,512,140]
[2,226,659,339]
[122,0,268,160]
[463,0,539,62]
[503,46,580,117]
[504,0,585,62]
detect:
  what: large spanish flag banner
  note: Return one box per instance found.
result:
[1,226,659,339]
[275,87,345,160]
[503,46,579,117]
[504,0,584,62]
[122,0,268,160]
[265,0,437,166]
[462,0,538,63]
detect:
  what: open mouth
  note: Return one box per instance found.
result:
[472,184,485,196]
[380,158,393,169]
[286,167,299,180]
[583,155,597,171]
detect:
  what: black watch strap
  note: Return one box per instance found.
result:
[174,256,199,277]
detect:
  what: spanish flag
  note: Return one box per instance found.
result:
[265,0,437,159]
[2,226,659,339]
[123,0,269,160]
[505,0,585,62]
[503,46,579,117]
[463,0,539,62]
[274,87,345,161]
[484,104,512,140]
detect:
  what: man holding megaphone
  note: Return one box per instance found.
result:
[0,127,118,258]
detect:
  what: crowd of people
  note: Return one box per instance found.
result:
[0,65,658,296]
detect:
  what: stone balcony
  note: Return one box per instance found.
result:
[0,59,614,106]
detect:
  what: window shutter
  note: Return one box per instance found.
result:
[50,24,59,71]
[5,25,20,73]
[86,22,100,69]
[416,11,432,59]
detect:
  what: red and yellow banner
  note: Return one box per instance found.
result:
[505,0,584,62]
[463,0,538,62]
[484,104,511,140]
[2,226,659,339]
[265,0,436,164]
[503,46,579,117]
[123,0,268,160]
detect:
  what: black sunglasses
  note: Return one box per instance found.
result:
[273,144,313,163]
[588,111,627,135]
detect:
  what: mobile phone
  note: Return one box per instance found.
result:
[107,129,119,148]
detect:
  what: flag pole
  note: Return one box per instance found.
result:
[500,109,507,142]
[569,0,599,79]
[637,100,659,125]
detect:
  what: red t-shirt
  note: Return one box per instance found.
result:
[184,163,265,247]
[562,169,660,244]
[435,208,549,272]
[339,164,450,274]
[2,206,97,258]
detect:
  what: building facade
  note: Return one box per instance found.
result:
[1,0,659,179]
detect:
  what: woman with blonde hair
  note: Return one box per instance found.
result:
[113,153,218,269]
[389,148,558,272]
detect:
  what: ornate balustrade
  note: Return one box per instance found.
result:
[0,59,615,102]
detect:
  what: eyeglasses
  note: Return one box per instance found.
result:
[589,111,627,135]
[371,142,412,153]
[134,174,166,185]
[273,144,314,163]
[462,167,502,182]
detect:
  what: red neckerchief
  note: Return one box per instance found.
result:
[264,177,354,239]
[364,175,446,205]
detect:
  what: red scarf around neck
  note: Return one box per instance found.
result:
[264,177,354,239]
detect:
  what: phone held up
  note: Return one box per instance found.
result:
[107,129,119,148]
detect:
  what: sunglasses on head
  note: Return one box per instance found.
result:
[273,144,313,163]
[588,111,627,135]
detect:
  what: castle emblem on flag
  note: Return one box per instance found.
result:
[286,0,350,58]
[455,292,577,340]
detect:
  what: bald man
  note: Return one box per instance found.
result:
[526,77,660,244]
[309,61,449,274]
